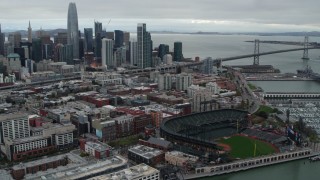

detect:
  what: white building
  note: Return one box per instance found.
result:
[102,38,114,68]
[88,163,160,180]
[130,41,138,66]
[0,113,30,144]
[95,73,122,86]
[192,89,213,113]
[206,82,220,95]
[0,73,3,83]
[187,84,206,98]
[176,73,192,91]
[6,53,21,73]
[163,54,172,65]
[202,57,215,74]
[158,73,173,91]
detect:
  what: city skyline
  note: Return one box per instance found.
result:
[0,0,319,33]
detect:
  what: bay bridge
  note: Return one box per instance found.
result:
[119,36,320,75]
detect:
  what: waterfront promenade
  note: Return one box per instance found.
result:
[182,148,318,179]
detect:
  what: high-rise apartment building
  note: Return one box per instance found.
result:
[163,54,172,65]
[84,28,93,52]
[192,89,213,113]
[101,38,114,68]
[67,2,79,59]
[114,47,127,67]
[0,113,30,144]
[176,73,193,91]
[202,57,215,74]
[158,73,173,91]
[173,41,183,61]
[130,41,138,66]
[137,23,152,69]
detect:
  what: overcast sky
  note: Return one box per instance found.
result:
[0,0,319,32]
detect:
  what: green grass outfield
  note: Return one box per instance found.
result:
[219,135,277,159]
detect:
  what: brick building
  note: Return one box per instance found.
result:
[133,114,153,134]
[11,154,69,180]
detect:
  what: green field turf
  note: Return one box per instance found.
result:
[219,135,276,159]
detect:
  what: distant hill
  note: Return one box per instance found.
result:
[4,29,67,37]
[3,29,320,37]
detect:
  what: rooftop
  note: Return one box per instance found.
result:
[88,163,159,180]
[0,112,28,122]
[128,145,163,159]
[166,151,199,162]
[7,53,20,58]
[147,137,172,148]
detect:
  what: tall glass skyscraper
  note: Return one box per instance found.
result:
[173,41,183,61]
[94,21,103,58]
[84,28,93,52]
[137,23,152,69]
[67,2,79,60]
[114,30,124,48]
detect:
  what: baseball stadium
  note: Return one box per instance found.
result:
[160,109,281,160]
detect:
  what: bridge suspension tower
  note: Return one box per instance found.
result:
[253,39,260,65]
[302,36,309,60]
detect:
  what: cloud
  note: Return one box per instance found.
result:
[0,0,319,32]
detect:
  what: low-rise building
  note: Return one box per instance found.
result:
[79,138,111,159]
[128,145,164,166]
[139,137,172,152]
[88,163,160,180]
[165,151,199,167]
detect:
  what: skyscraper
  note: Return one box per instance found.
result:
[0,24,5,55]
[123,32,130,46]
[176,73,193,91]
[158,44,169,60]
[173,41,183,61]
[137,23,152,69]
[28,21,32,43]
[130,41,138,66]
[32,38,42,63]
[84,28,93,52]
[114,30,124,48]
[67,2,79,59]
[202,57,215,74]
[13,32,21,48]
[94,21,102,36]
[94,21,103,58]
[101,38,114,68]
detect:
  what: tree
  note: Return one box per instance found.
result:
[257,111,268,119]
